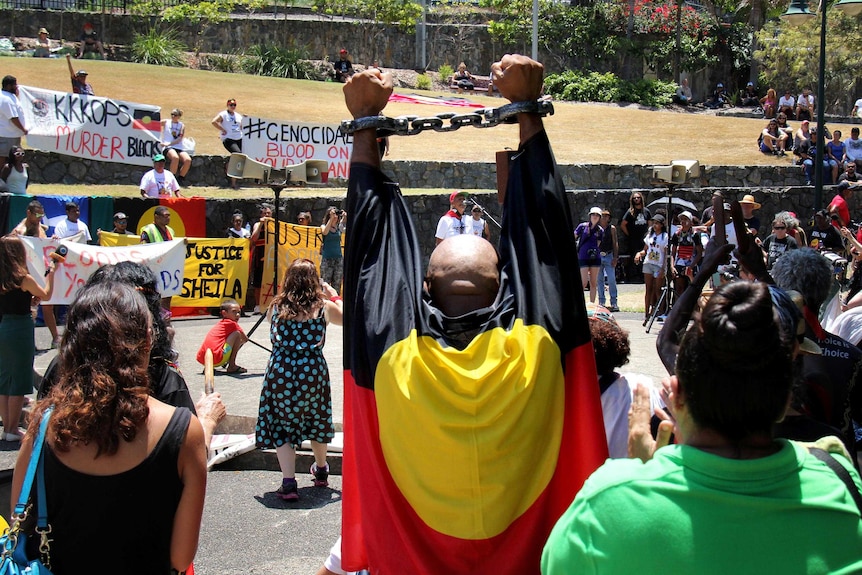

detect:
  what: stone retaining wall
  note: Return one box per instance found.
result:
[26,149,811,191]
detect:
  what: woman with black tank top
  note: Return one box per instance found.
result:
[0,236,56,443]
[12,282,207,574]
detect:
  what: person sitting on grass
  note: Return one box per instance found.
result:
[760,118,788,156]
[196,299,249,375]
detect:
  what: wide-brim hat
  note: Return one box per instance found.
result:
[38,28,49,35]
[739,194,761,209]
[678,210,693,221]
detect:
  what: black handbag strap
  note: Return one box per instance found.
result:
[809,447,862,517]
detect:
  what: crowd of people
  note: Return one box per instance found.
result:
[1,53,862,575]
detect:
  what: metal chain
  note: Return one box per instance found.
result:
[340,98,554,136]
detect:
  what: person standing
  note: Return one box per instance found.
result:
[227,212,251,239]
[110,212,133,234]
[0,75,27,157]
[334,49,354,82]
[12,200,46,238]
[0,146,28,194]
[212,98,243,189]
[141,206,176,312]
[669,211,703,299]
[161,108,192,186]
[14,283,207,574]
[249,203,273,315]
[761,216,799,270]
[466,205,490,240]
[212,98,243,153]
[65,55,94,95]
[620,192,651,283]
[255,260,343,501]
[634,214,668,322]
[139,153,182,198]
[320,206,346,295]
[575,207,604,304]
[0,236,56,442]
[597,210,619,311]
[435,190,469,244]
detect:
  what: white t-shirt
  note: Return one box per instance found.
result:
[217,110,243,141]
[140,168,180,197]
[0,91,24,138]
[853,98,862,114]
[600,373,664,459]
[466,216,486,237]
[797,94,814,110]
[778,95,795,108]
[845,137,862,161]
[53,217,91,242]
[643,231,668,268]
[435,212,466,240]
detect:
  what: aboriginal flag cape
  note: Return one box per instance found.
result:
[341,130,609,574]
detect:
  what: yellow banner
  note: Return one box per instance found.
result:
[99,231,141,247]
[180,238,251,307]
[260,221,322,308]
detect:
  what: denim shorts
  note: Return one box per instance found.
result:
[642,262,663,278]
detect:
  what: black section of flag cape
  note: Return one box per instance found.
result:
[341,130,608,575]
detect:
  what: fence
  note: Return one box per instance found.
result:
[0,0,293,13]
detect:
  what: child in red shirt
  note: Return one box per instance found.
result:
[196,299,249,374]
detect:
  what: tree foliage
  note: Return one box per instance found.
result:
[754,13,862,113]
[311,0,423,32]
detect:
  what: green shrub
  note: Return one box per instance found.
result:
[240,43,315,79]
[545,71,674,107]
[205,53,240,73]
[416,73,432,90]
[130,28,188,67]
[438,64,454,82]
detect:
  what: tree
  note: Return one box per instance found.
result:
[162,0,238,56]
[755,13,862,113]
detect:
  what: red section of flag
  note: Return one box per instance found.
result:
[160,197,205,238]
[341,343,608,574]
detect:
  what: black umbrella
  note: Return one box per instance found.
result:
[646,197,698,212]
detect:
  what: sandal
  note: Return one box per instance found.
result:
[226,366,247,374]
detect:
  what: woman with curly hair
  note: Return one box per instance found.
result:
[11,282,206,574]
[0,235,56,442]
[256,258,343,501]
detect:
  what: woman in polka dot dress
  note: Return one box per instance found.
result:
[255,259,343,501]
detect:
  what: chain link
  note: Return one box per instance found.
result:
[341,99,554,136]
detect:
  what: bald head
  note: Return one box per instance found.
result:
[427,235,500,317]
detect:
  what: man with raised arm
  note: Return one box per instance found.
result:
[339,54,608,575]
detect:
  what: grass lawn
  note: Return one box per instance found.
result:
[8,58,859,170]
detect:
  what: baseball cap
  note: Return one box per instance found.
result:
[651,214,665,223]
[153,153,166,162]
[717,82,724,88]
[746,81,754,87]
[589,207,602,216]
[340,49,348,54]
[723,202,732,211]
[113,212,128,220]
[449,190,468,203]
[76,70,88,76]
[678,210,693,220]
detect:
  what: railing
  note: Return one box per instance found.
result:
[0,0,213,13]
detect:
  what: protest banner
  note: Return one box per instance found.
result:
[239,115,352,180]
[20,238,186,304]
[18,86,161,167]
[25,235,250,308]
[180,237,250,307]
[260,221,322,308]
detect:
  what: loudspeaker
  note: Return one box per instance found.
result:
[226,154,329,185]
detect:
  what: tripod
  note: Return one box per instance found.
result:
[644,184,678,333]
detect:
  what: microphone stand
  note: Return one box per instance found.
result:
[468,196,501,230]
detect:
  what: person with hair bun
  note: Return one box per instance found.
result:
[12,282,206,574]
[543,280,862,575]
[256,258,343,501]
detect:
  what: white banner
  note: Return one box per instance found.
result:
[20,238,186,304]
[18,86,162,167]
[239,115,353,180]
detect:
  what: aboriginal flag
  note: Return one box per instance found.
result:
[112,196,205,238]
[341,130,608,574]
[132,108,161,132]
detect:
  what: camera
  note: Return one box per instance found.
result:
[335,209,344,216]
